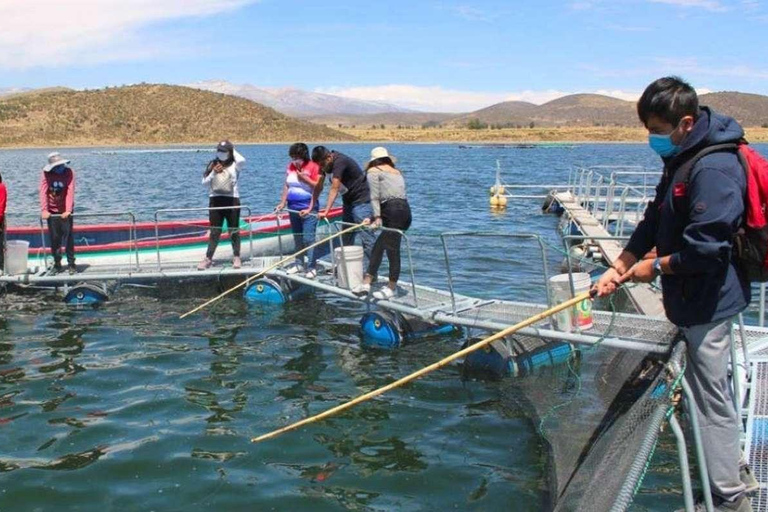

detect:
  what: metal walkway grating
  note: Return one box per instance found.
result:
[747,359,768,511]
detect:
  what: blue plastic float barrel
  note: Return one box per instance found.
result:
[244,277,287,304]
[63,283,111,306]
[360,310,458,349]
[463,340,576,378]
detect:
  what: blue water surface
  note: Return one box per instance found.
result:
[1,142,765,511]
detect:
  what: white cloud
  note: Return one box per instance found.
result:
[448,5,494,22]
[315,84,641,112]
[0,0,257,69]
[647,0,727,12]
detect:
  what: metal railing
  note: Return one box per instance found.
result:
[439,232,552,313]
[152,206,255,270]
[328,220,420,308]
[38,211,139,270]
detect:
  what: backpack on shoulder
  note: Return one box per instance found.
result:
[674,141,768,281]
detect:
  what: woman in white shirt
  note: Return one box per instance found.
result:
[198,140,245,270]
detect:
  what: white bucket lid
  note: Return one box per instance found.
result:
[549,272,592,286]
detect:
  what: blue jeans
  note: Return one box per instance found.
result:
[289,210,318,269]
[342,202,377,267]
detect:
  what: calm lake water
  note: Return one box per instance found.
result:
[1,143,765,511]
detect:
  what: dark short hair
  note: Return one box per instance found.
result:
[366,157,394,170]
[311,146,330,164]
[637,76,699,127]
[289,143,309,161]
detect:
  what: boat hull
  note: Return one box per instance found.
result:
[5,209,344,270]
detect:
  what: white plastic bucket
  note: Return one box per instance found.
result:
[334,246,364,289]
[548,272,593,332]
[5,240,30,275]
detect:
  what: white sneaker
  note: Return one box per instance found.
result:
[285,263,302,275]
[305,269,317,279]
[372,287,395,300]
[351,283,370,296]
[197,257,212,270]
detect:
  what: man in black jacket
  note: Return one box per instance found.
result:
[597,76,753,511]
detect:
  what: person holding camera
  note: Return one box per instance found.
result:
[198,140,246,270]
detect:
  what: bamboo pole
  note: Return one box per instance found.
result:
[251,289,595,443]
[180,222,365,319]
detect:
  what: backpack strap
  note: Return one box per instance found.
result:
[675,142,742,187]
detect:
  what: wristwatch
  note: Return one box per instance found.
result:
[652,257,663,277]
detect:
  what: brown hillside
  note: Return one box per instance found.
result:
[0,84,351,147]
[449,94,640,128]
[533,94,638,126]
[700,92,768,127]
[450,101,538,126]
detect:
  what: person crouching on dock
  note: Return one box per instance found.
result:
[199,140,246,270]
[40,152,76,275]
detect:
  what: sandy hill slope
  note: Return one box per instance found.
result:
[0,84,352,147]
[700,92,768,128]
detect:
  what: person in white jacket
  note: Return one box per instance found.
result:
[198,140,245,270]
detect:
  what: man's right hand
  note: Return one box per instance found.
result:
[42,211,50,220]
[595,267,623,297]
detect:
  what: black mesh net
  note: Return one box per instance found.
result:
[500,329,685,511]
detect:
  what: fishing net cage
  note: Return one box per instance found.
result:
[499,330,685,511]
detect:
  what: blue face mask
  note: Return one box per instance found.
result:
[51,164,67,174]
[648,134,680,158]
[648,119,687,158]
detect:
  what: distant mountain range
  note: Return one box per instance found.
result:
[0,84,350,146]
[187,80,412,117]
[311,92,768,129]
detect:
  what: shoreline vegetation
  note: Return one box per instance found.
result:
[2,126,766,149]
[331,126,768,143]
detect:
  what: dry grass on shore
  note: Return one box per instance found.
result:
[337,126,768,143]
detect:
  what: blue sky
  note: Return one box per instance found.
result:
[2,0,767,111]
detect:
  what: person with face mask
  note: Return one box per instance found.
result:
[39,152,77,274]
[276,142,321,278]
[199,140,246,270]
[596,77,754,512]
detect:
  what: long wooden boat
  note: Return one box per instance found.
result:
[5,207,344,269]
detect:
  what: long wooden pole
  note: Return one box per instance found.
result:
[251,289,595,443]
[180,222,365,319]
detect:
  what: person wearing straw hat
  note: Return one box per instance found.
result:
[39,152,76,274]
[199,140,246,270]
[351,147,411,299]
[0,172,6,275]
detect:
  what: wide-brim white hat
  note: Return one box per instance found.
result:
[368,146,397,164]
[43,152,71,172]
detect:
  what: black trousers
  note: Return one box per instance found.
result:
[367,199,412,283]
[47,216,75,266]
[206,196,241,259]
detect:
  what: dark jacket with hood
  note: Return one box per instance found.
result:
[625,107,751,327]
